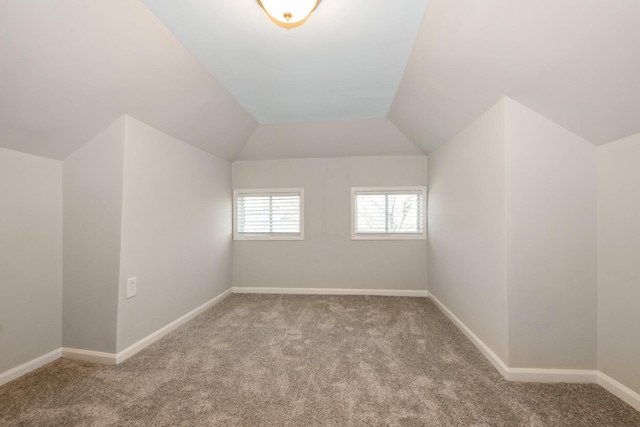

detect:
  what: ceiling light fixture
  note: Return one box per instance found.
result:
[257,0,320,30]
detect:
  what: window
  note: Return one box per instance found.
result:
[233,188,304,240]
[352,187,426,240]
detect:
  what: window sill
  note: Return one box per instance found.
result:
[234,234,304,241]
[352,233,426,241]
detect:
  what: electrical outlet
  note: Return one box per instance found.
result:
[126,277,137,299]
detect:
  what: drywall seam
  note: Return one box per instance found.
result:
[387,119,428,155]
[233,125,261,161]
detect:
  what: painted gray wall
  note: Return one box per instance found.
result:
[505,99,597,369]
[0,148,62,374]
[116,117,233,352]
[427,100,509,362]
[597,132,640,394]
[429,98,599,370]
[63,118,125,353]
[232,156,428,291]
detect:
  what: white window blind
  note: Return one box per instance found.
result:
[352,187,426,239]
[234,189,303,240]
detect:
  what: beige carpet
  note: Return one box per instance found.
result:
[1,294,639,426]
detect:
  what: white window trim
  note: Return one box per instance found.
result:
[351,186,427,241]
[233,188,305,241]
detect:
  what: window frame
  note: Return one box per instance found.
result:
[351,186,427,241]
[233,188,305,241]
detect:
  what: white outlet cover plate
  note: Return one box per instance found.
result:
[126,277,137,299]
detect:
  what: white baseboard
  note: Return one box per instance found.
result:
[4,289,638,413]
[62,348,116,365]
[232,287,429,297]
[0,348,62,387]
[507,368,597,383]
[429,293,640,412]
[598,371,640,412]
[114,288,233,364]
[428,293,510,379]
[62,288,233,366]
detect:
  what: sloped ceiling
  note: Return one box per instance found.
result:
[2,0,640,161]
[0,0,257,161]
[140,0,430,125]
[237,118,423,160]
[390,0,640,153]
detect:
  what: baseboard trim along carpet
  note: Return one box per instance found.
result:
[232,287,429,297]
[65,288,234,365]
[0,289,234,386]
[0,348,62,387]
[3,290,638,413]
[598,371,640,412]
[61,348,116,365]
[114,288,233,364]
[428,293,511,378]
[429,293,640,412]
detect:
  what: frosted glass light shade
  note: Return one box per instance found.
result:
[257,0,320,29]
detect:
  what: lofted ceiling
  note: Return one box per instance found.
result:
[140,0,430,125]
[1,0,640,161]
[237,118,423,160]
[0,0,257,161]
[390,0,640,153]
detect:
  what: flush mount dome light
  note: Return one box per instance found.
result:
[257,0,320,30]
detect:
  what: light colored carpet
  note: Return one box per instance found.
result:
[1,294,639,426]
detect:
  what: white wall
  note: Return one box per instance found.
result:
[63,118,125,353]
[429,98,599,370]
[505,100,598,369]
[427,100,509,362]
[232,156,428,291]
[0,148,62,374]
[597,132,640,394]
[116,117,233,352]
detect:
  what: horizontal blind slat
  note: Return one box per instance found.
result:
[237,192,301,235]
